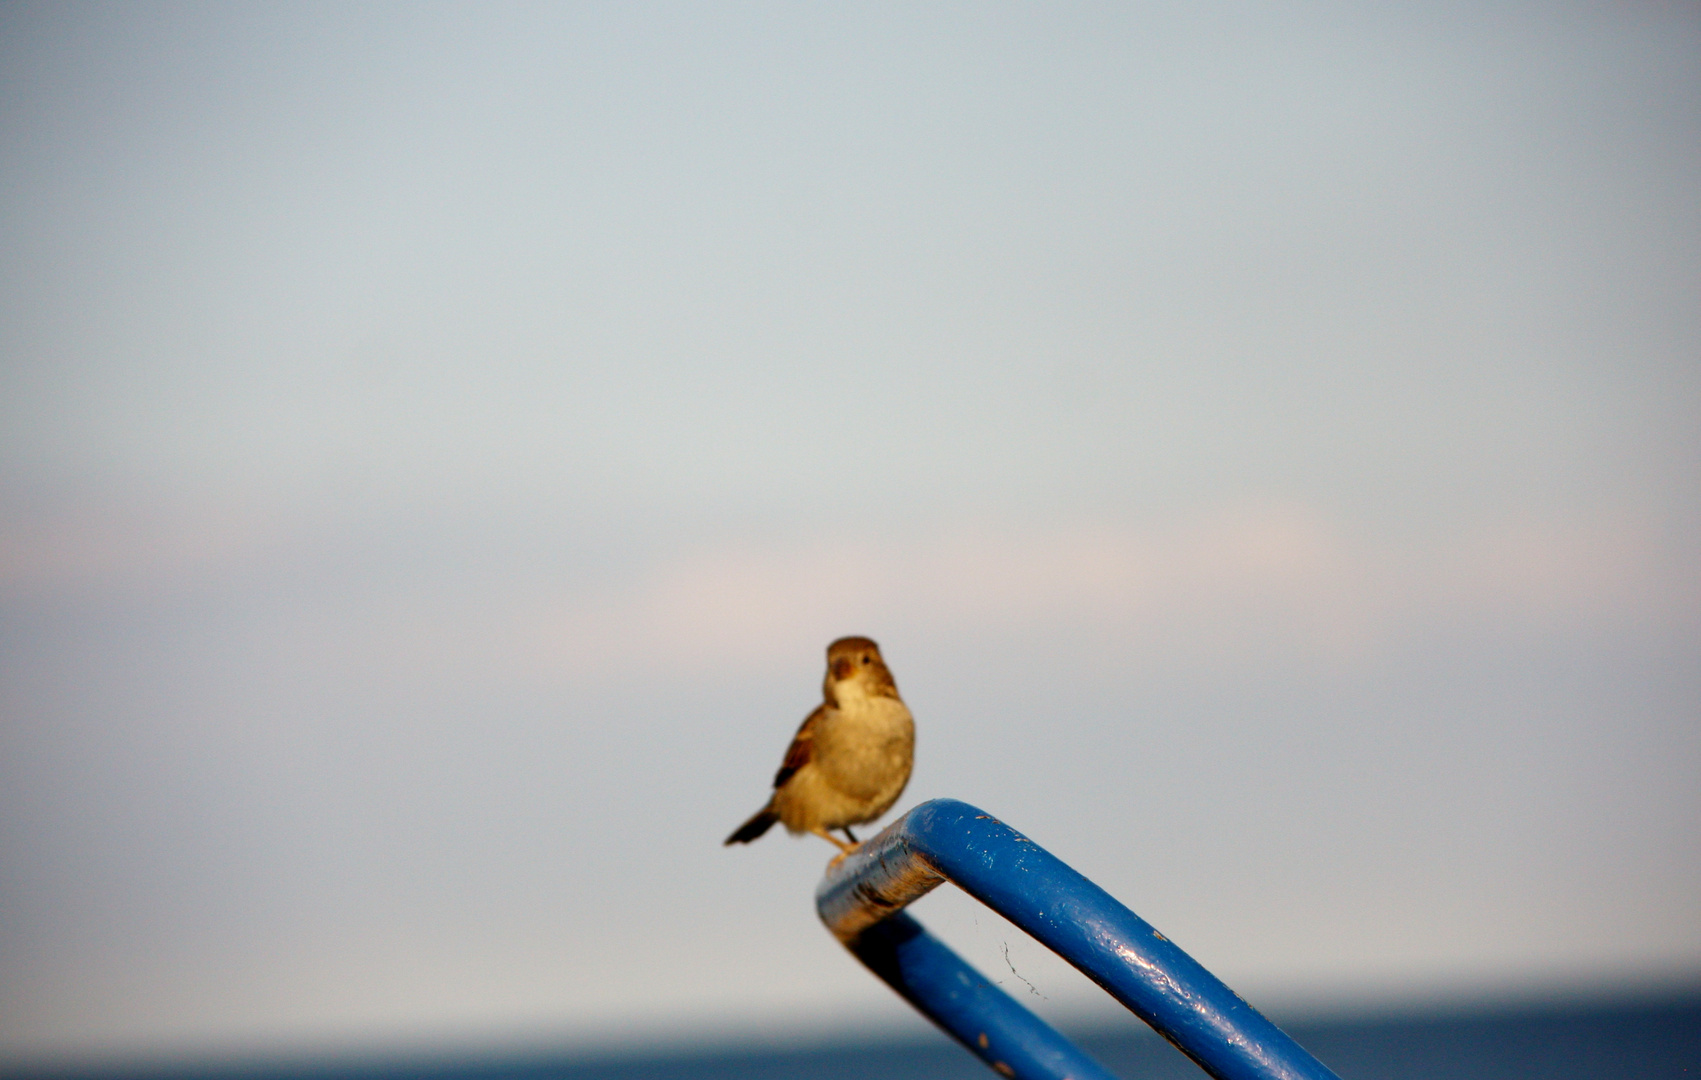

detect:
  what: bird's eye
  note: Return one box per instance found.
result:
[862,655,871,664]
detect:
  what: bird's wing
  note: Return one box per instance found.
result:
[772,706,825,789]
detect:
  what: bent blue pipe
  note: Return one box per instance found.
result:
[817,798,1341,1080]
[849,911,1124,1080]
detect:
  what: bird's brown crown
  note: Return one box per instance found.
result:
[828,636,881,659]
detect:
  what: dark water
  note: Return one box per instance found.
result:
[10,994,1699,1080]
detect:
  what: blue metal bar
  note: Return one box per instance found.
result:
[817,798,1342,1080]
[848,911,1124,1080]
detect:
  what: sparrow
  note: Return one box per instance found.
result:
[724,636,915,855]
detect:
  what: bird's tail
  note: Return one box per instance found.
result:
[724,803,779,845]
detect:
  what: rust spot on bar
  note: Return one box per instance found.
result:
[817,827,948,942]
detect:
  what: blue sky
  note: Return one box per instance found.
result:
[1,1,1698,1064]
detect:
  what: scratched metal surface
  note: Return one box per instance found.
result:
[817,799,1340,1080]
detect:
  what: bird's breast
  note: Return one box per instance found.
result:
[812,697,914,798]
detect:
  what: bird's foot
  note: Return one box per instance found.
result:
[813,827,861,863]
[827,843,861,869]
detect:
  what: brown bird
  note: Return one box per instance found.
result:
[725,636,915,855]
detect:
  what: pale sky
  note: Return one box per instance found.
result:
[2,1,1698,1066]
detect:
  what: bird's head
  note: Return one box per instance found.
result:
[823,636,899,704]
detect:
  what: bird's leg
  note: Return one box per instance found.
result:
[827,827,863,867]
[812,826,859,866]
[811,826,856,853]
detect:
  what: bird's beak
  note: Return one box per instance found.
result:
[832,658,854,681]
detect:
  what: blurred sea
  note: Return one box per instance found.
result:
[9,991,1698,1080]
